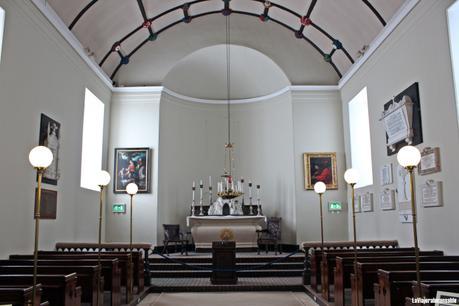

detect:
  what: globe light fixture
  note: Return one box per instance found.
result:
[314,181,327,256]
[344,168,360,306]
[28,146,54,306]
[397,145,422,297]
[95,169,110,306]
[126,182,139,195]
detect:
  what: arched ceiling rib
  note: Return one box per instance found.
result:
[46,0,406,86]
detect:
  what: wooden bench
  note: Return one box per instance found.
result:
[378,269,459,306]
[11,253,132,303]
[0,265,101,306]
[56,242,152,286]
[0,285,42,306]
[319,248,442,299]
[333,254,458,306]
[405,281,459,306]
[302,240,398,285]
[352,261,459,306]
[0,274,80,306]
[0,259,121,306]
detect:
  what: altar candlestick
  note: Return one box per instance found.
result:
[256,185,261,216]
[208,177,213,207]
[191,183,196,216]
[240,178,245,206]
[199,180,204,216]
[248,181,253,215]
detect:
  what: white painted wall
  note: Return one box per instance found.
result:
[106,92,160,245]
[0,0,111,258]
[341,0,459,254]
[292,91,348,243]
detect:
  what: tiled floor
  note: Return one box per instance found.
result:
[139,292,318,306]
[150,277,303,288]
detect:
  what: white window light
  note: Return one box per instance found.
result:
[80,89,105,191]
[447,1,459,128]
[348,87,373,188]
[0,7,5,62]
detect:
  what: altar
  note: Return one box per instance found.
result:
[186,215,267,250]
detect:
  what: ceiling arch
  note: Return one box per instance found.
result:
[46,0,406,86]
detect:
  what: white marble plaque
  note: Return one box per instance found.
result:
[380,189,396,210]
[361,193,374,212]
[353,194,361,213]
[421,180,443,207]
[399,209,413,223]
[396,165,411,203]
[380,163,393,186]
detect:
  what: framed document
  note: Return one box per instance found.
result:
[380,163,393,186]
[34,188,57,219]
[380,189,396,211]
[435,291,459,305]
[353,194,361,213]
[361,193,374,212]
[418,147,441,175]
[421,180,443,207]
[399,209,413,223]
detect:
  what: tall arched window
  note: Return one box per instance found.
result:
[448,1,459,127]
[0,7,5,62]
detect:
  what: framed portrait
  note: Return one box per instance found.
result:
[34,188,57,219]
[114,148,151,194]
[304,152,338,190]
[39,114,61,185]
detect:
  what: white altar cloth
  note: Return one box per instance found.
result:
[186,216,267,249]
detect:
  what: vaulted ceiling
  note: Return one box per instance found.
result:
[46,0,407,87]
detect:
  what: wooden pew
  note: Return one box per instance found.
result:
[378,269,459,306]
[0,285,42,306]
[0,274,80,306]
[333,255,459,306]
[0,259,121,306]
[0,265,101,306]
[11,253,132,303]
[352,261,459,306]
[56,242,152,286]
[319,249,443,299]
[303,240,399,286]
[405,281,459,306]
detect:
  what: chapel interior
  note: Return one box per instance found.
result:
[1,0,459,305]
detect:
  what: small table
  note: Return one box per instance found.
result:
[211,240,237,284]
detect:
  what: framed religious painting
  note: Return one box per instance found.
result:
[304,152,338,190]
[34,188,57,219]
[39,114,61,185]
[114,147,151,194]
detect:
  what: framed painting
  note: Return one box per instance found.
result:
[114,147,151,194]
[304,152,338,190]
[39,114,61,185]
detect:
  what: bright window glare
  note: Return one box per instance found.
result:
[448,1,459,127]
[0,7,5,62]
[81,89,105,191]
[348,87,373,188]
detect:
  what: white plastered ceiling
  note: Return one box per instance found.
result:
[46,0,406,88]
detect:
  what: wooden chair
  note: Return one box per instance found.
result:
[257,217,282,255]
[162,224,189,256]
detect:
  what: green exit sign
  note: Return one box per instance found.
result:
[328,201,342,212]
[112,203,126,214]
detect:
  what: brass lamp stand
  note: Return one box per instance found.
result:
[96,170,111,306]
[126,182,138,295]
[29,146,54,306]
[344,168,359,306]
[397,145,422,297]
[314,182,327,251]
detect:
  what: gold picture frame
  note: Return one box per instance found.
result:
[304,152,338,190]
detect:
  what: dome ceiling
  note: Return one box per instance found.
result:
[46,0,407,86]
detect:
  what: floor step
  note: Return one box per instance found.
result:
[149,262,304,271]
[149,254,304,264]
[151,269,303,278]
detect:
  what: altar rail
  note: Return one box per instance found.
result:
[301,240,399,285]
[55,242,153,285]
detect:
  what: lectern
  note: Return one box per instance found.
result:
[211,241,237,284]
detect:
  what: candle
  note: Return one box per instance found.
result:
[209,176,212,188]
[200,180,203,188]
[193,181,196,188]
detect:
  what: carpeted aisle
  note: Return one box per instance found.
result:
[139,292,318,306]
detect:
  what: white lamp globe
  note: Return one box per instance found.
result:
[29,146,53,169]
[96,170,111,187]
[344,168,359,184]
[397,145,421,168]
[314,181,326,194]
[126,183,138,195]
